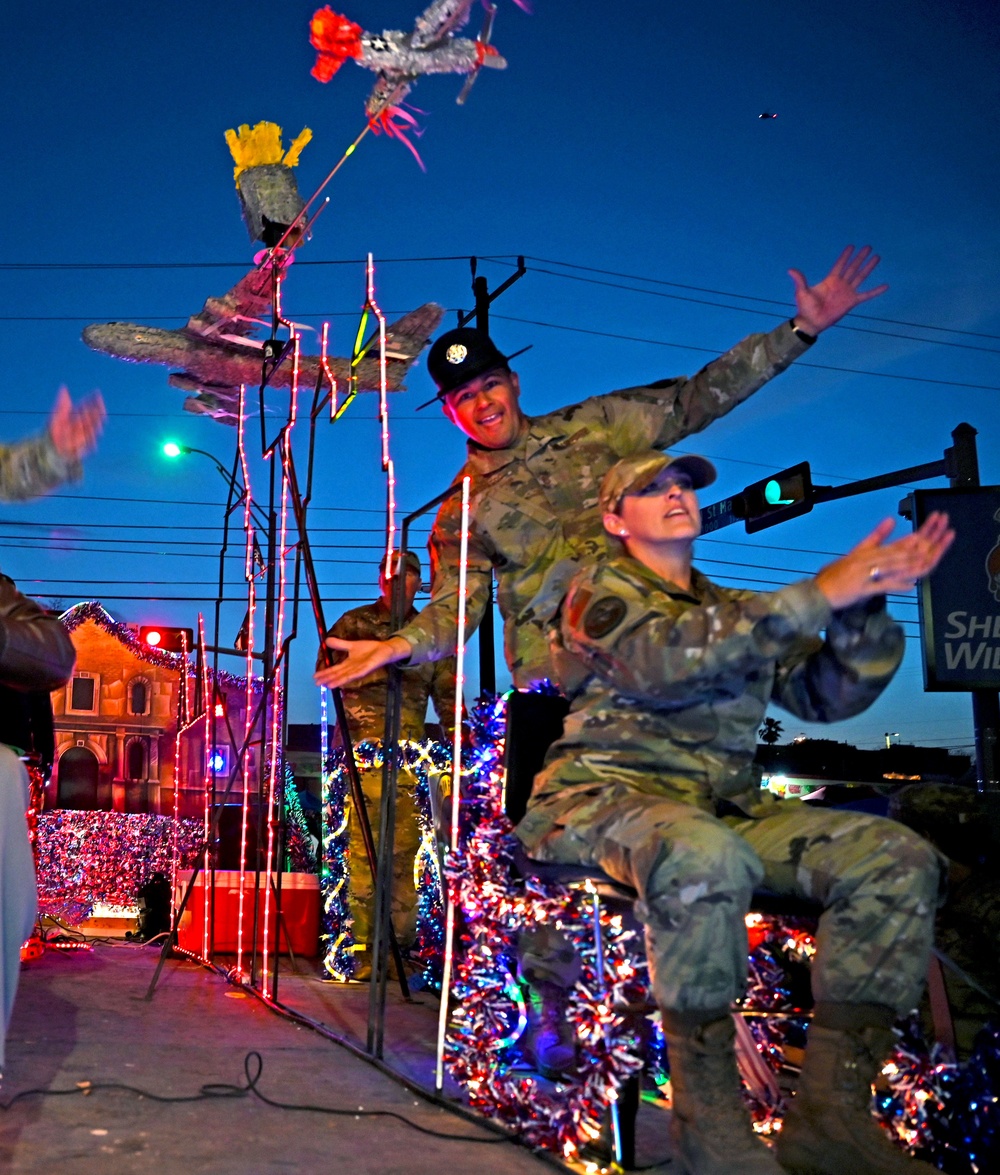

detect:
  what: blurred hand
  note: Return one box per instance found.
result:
[789,245,888,335]
[814,512,954,610]
[314,634,411,688]
[48,387,106,461]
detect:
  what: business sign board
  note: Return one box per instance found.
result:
[912,486,1000,691]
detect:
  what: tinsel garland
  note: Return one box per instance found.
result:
[441,693,648,1162]
[873,1016,1000,1173]
[438,695,992,1168]
[282,762,317,874]
[35,810,202,922]
[320,738,447,982]
[59,600,265,690]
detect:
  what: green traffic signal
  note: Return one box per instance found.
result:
[764,479,793,506]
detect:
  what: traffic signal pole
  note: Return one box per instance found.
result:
[946,425,1000,805]
[700,423,999,809]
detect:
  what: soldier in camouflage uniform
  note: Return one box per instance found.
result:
[0,387,104,501]
[315,246,889,695]
[516,450,954,1175]
[321,551,457,970]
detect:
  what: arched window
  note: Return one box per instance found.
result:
[126,738,147,781]
[128,677,150,717]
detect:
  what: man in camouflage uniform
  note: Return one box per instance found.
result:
[322,551,457,970]
[315,246,888,694]
[516,450,954,1175]
[0,387,104,501]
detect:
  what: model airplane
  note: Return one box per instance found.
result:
[310,0,527,142]
[83,264,444,425]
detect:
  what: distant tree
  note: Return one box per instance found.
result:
[759,717,784,745]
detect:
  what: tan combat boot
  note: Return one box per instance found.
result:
[664,1014,783,1175]
[777,1017,940,1174]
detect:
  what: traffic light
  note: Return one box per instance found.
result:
[735,462,813,533]
[139,625,194,654]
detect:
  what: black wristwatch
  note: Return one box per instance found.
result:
[790,319,817,345]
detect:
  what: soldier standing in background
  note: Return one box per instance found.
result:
[517,450,954,1175]
[321,551,457,976]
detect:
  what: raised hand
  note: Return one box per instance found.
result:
[789,245,889,336]
[814,512,954,611]
[313,634,411,689]
[48,386,106,461]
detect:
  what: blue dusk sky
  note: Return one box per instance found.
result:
[3,1,998,751]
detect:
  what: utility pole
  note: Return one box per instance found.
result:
[457,256,527,695]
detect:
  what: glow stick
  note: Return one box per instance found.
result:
[435,475,471,1090]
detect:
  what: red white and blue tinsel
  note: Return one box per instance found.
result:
[36,809,202,924]
[441,692,648,1161]
[434,694,994,1168]
[873,1016,1000,1174]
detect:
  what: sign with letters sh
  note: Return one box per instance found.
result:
[912,486,1000,691]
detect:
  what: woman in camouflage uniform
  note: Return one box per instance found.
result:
[517,450,954,1175]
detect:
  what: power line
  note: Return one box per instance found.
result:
[491,314,1000,393]
[509,255,1000,344]
[0,255,503,272]
[6,249,993,344]
[524,265,1000,356]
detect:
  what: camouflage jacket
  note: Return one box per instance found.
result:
[516,554,904,847]
[396,322,810,687]
[0,432,81,501]
[323,600,458,743]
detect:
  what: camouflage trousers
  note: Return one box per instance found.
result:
[349,762,422,954]
[525,785,945,1015]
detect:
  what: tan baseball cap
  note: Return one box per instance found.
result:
[380,549,421,577]
[599,450,717,516]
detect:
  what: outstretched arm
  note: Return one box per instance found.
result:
[0,388,105,502]
[48,386,106,462]
[314,634,412,689]
[789,245,888,336]
[603,245,887,454]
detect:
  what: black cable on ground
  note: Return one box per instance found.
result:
[0,1049,508,1145]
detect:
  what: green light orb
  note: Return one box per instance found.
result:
[162,441,183,459]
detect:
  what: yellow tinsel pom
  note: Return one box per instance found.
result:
[282,126,313,170]
[225,122,313,185]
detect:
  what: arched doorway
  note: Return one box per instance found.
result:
[57,747,101,810]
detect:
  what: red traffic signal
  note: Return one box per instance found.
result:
[139,625,194,654]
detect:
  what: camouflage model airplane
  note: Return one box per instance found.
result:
[310,0,528,135]
[82,264,443,425]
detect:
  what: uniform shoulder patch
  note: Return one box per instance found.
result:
[583,596,627,640]
[565,586,593,631]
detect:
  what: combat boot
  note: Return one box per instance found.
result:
[664,1014,783,1174]
[777,1014,939,1174]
